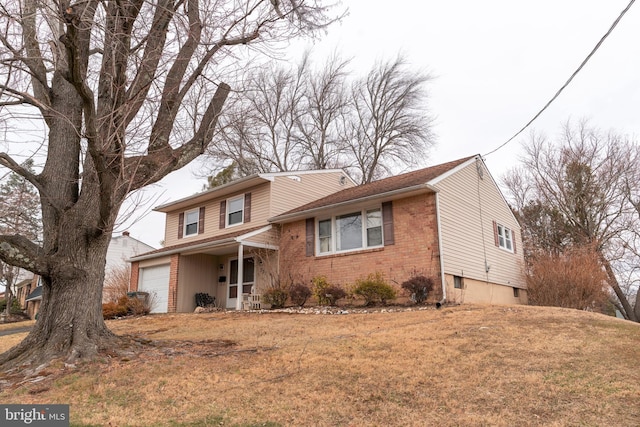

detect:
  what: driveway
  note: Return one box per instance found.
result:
[0,325,32,337]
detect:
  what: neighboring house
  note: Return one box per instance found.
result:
[130,156,526,313]
[129,170,357,312]
[15,276,36,309]
[25,282,42,319]
[106,231,156,275]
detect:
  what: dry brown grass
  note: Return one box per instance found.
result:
[1,304,639,427]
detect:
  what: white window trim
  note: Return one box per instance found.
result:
[497,224,514,252]
[184,208,200,237]
[317,207,383,255]
[226,195,245,228]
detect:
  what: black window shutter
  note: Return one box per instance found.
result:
[178,212,184,239]
[244,193,252,223]
[219,201,226,229]
[512,230,517,254]
[305,218,315,257]
[382,201,394,246]
[198,207,205,234]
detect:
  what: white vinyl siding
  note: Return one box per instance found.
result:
[433,160,524,288]
[269,172,355,216]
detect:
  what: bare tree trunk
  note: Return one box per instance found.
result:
[600,253,637,322]
[0,235,116,369]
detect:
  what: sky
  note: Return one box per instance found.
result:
[114,0,640,247]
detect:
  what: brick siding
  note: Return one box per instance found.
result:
[168,254,180,312]
[129,262,139,292]
[279,193,443,300]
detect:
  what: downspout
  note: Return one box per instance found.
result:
[427,185,446,305]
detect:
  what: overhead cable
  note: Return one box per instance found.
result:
[483,0,636,157]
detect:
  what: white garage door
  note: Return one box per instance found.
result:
[138,264,170,313]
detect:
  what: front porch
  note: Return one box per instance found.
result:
[132,225,278,313]
[175,234,278,312]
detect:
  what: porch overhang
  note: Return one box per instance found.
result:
[128,225,278,262]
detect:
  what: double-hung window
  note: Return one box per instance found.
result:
[184,209,200,237]
[497,224,513,251]
[319,208,383,254]
[227,196,244,226]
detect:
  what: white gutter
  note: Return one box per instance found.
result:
[128,237,236,262]
[426,184,447,305]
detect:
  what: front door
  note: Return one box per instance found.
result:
[227,257,255,309]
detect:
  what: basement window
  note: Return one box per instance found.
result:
[454,276,464,289]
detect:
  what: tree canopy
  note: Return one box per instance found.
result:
[504,121,640,320]
[0,0,341,369]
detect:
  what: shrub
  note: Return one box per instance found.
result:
[312,276,346,306]
[102,297,128,319]
[323,285,346,306]
[0,297,22,314]
[353,272,397,306]
[289,283,312,307]
[103,264,131,303]
[526,246,609,311]
[312,276,330,306]
[401,275,435,304]
[263,288,289,309]
[102,294,152,319]
[127,296,151,316]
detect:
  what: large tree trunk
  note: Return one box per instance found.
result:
[0,232,118,370]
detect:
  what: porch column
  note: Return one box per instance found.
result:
[236,243,244,310]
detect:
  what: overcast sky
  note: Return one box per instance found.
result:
[120,0,640,247]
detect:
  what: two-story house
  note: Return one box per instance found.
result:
[128,170,356,312]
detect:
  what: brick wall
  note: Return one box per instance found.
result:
[168,254,180,312]
[279,193,443,300]
[129,262,139,292]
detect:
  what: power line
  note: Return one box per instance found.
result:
[483,0,636,157]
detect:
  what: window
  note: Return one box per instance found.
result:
[513,287,520,298]
[318,208,383,254]
[227,196,244,226]
[496,223,513,252]
[454,275,464,289]
[184,209,199,236]
[318,219,332,253]
[219,193,251,229]
[336,212,362,251]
